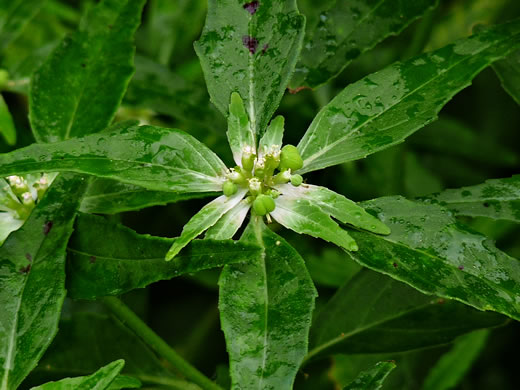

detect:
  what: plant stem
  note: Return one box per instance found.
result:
[102,296,223,390]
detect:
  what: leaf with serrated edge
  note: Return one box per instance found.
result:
[67,213,261,299]
[420,175,520,222]
[30,359,126,390]
[166,189,247,260]
[0,124,227,193]
[275,183,390,234]
[0,173,87,390]
[205,200,251,240]
[29,0,146,142]
[347,196,520,321]
[195,0,305,137]
[306,270,505,362]
[219,218,317,389]
[422,330,489,390]
[342,361,396,390]
[297,19,520,174]
[291,0,438,89]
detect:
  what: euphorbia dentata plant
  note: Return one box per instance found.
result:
[0,0,519,389]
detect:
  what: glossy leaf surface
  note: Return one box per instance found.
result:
[195,0,305,136]
[343,361,396,390]
[421,175,520,222]
[31,360,126,390]
[493,49,520,105]
[307,270,505,361]
[219,219,317,389]
[80,178,214,214]
[30,0,146,142]
[348,196,520,321]
[227,92,256,165]
[297,19,520,174]
[422,330,489,390]
[205,200,251,240]
[67,213,261,299]
[258,116,284,157]
[0,174,87,390]
[0,0,46,52]
[291,0,438,89]
[0,124,227,193]
[166,189,247,260]
[0,95,16,145]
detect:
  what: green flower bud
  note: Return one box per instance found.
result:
[253,194,275,216]
[290,174,303,186]
[263,153,280,177]
[280,145,303,171]
[273,169,292,184]
[248,178,262,195]
[228,168,246,184]
[241,146,256,172]
[222,181,238,197]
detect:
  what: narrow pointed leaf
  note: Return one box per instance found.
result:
[342,361,396,390]
[291,0,438,89]
[276,183,390,234]
[195,0,305,136]
[80,178,214,214]
[421,175,520,222]
[347,196,520,321]
[0,124,227,193]
[0,173,87,390]
[306,270,505,362]
[219,219,317,389]
[166,189,247,260]
[258,116,285,157]
[227,92,255,165]
[205,200,251,240]
[30,0,146,142]
[422,330,489,390]
[493,49,520,105]
[31,360,126,390]
[297,19,520,174]
[270,193,359,251]
[0,0,46,52]
[0,95,16,145]
[67,213,261,299]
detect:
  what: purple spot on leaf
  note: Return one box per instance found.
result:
[242,36,259,54]
[262,43,269,55]
[43,221,53,235]
[25,253,32,262]
[20,264,31,274]
[243,1,259,15]
[89,256,96,264]
[392,262,398,268]
[458,265,464,270]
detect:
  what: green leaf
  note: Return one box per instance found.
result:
[107,376,141,390]
[493,49,520,105]
[0,95,16,145]
[342,361,396,390]
[30,360,126,390]
[0,0,46,52]
[0,124,227,193]
[296,19,520,174]
[347,196,520,321]
[166,189,247,260]
[227,92,255,165]
[205,200,251,240]
[0,173,87,390]
[290,0,438,89]
[67,213,261,299]
[306,270,505,361]
[194,0,305,136]
[80,178,215,214]
[30,312,194,390]
[421,175,520,222]
[219,218,317,389]
[258,115,284,155]
[29,0,146,142]
[422,330,489,390]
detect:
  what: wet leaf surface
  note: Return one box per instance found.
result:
[67,213,261,299]
[0,173,87,390]
[297,19,520,174]
[219,219,317,389]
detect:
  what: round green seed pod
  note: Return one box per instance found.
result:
[253,194,276,216]
[222,181,238,197]
[290,174,303,186]
[280,145,303,171]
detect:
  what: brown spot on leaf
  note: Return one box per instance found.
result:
[437,298,445,304]
[25,253,32,262]
[20,264,31,274]
[393,262,398,268]
[89,256,96,264]
[458,265,464,270]
[43,221,53,235]
[261,43,269,55]
[243,1,259,15]
[242,36,259,54]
